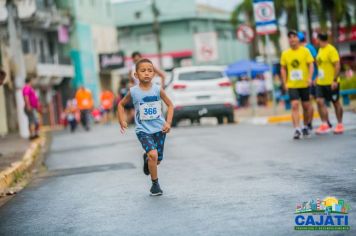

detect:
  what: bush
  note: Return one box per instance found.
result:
[340,76,356,90]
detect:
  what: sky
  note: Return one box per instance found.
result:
[111,0,243,12]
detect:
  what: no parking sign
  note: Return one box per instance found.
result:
[253,0,277,35]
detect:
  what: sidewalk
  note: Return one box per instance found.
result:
[0,132,47,196]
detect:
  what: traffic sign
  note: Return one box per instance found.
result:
[236,24,255,43]
[253,0,277,35]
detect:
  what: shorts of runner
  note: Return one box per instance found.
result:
[288,88,310,102]
[309,85,316,97]
[136,131,166,161]
[316,85,340,103]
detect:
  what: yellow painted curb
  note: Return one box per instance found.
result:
[0,136,45,193]
[267,113,320,124]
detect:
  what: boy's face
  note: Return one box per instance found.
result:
[135,62,155,83]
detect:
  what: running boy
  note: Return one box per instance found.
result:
[118,58,174,196]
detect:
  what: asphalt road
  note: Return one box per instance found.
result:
[0,114,355,236]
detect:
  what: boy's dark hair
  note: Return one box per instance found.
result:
[317,32,328,42]
[25,78,32,83]
[135,58,153,71]
[131,51,142,58]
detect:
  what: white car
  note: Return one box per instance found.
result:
[165,66,236,126]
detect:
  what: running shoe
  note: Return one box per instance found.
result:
[333,123,344,135]
[316,123,331,135]
[302,127,311,138]
[150,182,163,196]
[307,123,313,131]
[143,153,149,175]
[293,130,302,140]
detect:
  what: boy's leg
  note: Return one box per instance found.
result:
[291,100,300,128]
[153,131,166,166]
[147,149,158,180]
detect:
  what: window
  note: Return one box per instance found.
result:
[22,39,30,54]
[39,40,45,63]
[178,71,224,81]
[32,39,37,54]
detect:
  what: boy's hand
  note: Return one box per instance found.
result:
[120,121,128,134]
[162,122,171,133]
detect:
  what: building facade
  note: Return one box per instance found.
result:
[112,0,249,70]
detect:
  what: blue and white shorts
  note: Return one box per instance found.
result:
[136,131,166,161]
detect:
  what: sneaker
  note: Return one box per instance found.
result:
[333,123,344,135]
[307,123,313,131]
[302,127,311,138]
[150,182,163,196]
[143,153,149,175]
[316,123,331,135]
[293,130,301,140]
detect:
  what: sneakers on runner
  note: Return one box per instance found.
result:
[293,129,302,140]
[302,127,311,137]
[143,153,149,175]
[150,182,163,196]
[333,123,344,135]
[316,123,331,135]
[307,123,313,131]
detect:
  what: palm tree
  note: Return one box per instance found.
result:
[318,0,353,43]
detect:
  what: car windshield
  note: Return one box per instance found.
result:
[178,71,224,81]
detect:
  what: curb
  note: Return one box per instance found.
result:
[239,113,321,125]
[0,135,46,193]
[267,113,320,124]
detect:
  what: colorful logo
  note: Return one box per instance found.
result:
[294,197,351,231]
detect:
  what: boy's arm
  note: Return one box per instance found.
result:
[118,91,132,133]
[160,89,174,132]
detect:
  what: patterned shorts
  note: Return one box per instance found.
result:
[136,131,166,161]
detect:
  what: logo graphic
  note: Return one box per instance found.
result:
[294,197,350,231]
[291,59,300,68]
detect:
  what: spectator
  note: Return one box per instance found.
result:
[22,78,40,140]
[236,76,250,107]
[75,86,94,131]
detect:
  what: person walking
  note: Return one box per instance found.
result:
[75,86,94,131]
[100,89,115,124]
[280,30,314,139]
[314,33,344,134]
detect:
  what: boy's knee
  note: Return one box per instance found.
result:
[291,101,299,110]
[147,150,158,161]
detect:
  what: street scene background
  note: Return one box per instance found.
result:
[0,0,356,235]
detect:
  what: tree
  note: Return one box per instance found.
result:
[318,0,353,43]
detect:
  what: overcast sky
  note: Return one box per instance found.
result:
[111,0,243,12]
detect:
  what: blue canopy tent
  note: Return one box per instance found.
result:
[225,60,269,78]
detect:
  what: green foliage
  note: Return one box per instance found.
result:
[340,76,356,90]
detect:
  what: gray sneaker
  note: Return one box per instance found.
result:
[150,182,163,196]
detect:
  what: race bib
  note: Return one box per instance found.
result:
[318,69,325,80]
[290,70,303,81]
[139,101,161,121]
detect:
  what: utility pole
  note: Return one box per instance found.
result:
[7,1,29,138]
[302,0,310,43]
[295,0,300,31]
[151,0,162,68]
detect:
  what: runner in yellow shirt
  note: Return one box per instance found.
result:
[280,30,314,139]
[315,33,344,134]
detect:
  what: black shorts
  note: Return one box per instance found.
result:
[316,85,340,102]
[288,88,310,102]
[136,131,166,161]
[309,84,316,97]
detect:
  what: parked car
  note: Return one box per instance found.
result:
[165,66,236,126]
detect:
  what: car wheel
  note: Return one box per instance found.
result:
[217,116,224,124]
[227,113,235,123]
